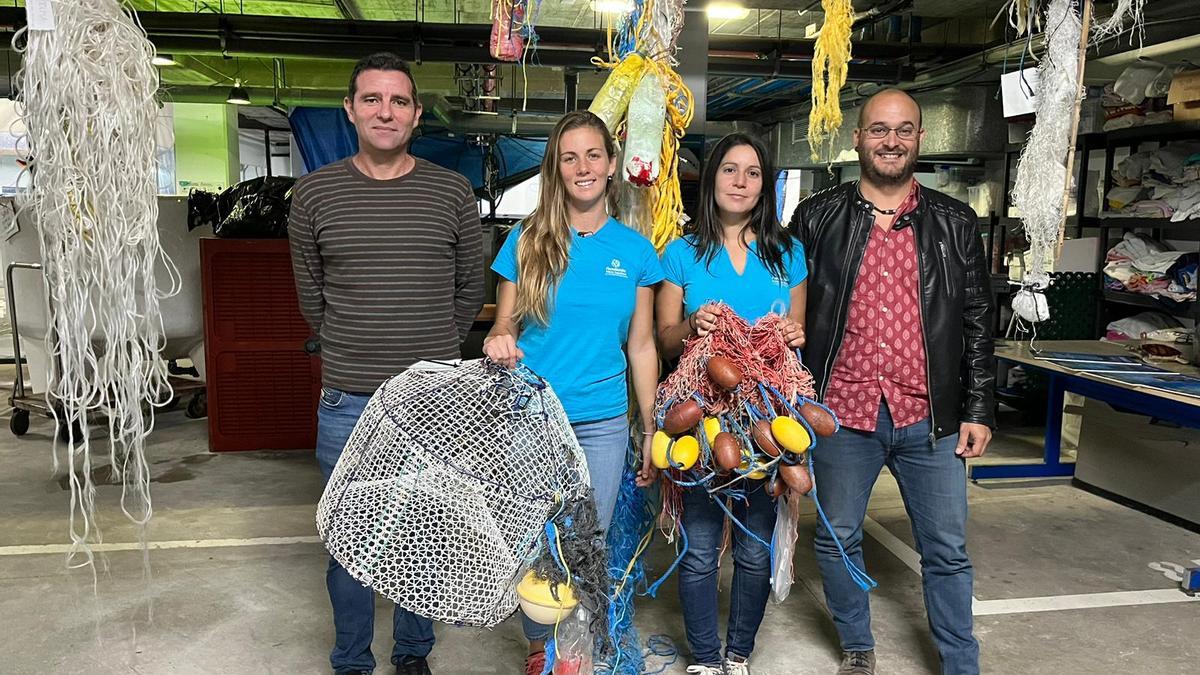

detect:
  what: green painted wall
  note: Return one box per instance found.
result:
[172,103,239,193]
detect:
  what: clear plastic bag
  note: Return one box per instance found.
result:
[1113,61,1167,105]
[552,607,594,675]
[771,493,802,603]
[623,70,665,187]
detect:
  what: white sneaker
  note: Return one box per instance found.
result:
[723,656,751,675]
[686,665,725,675]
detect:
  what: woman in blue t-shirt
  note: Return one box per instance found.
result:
[656,132,808,675]
[483,110,662,675]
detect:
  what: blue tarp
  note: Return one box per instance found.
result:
[288,107,545,191]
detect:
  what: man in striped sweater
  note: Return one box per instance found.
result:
[288,52,484,675]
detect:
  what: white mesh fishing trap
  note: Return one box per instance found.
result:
[316,359,591,627]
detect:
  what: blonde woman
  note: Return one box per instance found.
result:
[483,109,661,675]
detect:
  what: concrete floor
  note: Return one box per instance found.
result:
[1,390,1198,674]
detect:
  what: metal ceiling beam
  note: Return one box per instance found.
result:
[709,58,913,82]
[331,0,366,22]
[0,9,968,69]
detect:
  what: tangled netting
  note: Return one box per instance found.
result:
[653,304,876,594]
[659,309,815,417]
[316,360,603,628]
[1011,0,1082,295]
[14,0,177,565]
[655,305,823,502]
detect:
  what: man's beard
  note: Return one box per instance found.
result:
[857,143,918,188]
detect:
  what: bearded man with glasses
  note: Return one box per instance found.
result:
[788,89,996,675]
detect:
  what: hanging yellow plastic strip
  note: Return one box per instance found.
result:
[808,0,854,163]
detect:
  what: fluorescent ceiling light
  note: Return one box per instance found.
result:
[151,53,177,67]
[592,0,634,14]
[706,2,750,20]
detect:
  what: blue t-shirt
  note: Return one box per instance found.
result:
[660,235,808,321]
[491,217,664,422]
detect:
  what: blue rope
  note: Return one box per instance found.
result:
[708,489,772,556]
[641,635,680,674]
[541,636,556,675]
[644,520,687,598]
[807,450,876,592]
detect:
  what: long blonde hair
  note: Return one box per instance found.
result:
[515,110,617,325]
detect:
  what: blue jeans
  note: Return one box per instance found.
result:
[521,414,630,642]
[677,480,776,665]
[317,387,435,674]
[812,401,978,675]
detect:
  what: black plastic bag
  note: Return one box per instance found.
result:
[188,176,296,238]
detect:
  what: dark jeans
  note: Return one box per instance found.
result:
[812,401,979,675]
[317,387,435,674]
[677,481,776,665]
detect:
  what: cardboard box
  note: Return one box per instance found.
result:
[1167,69,1200,122]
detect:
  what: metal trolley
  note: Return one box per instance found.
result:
[5,261,206,438]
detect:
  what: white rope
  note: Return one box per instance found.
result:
[13,0,178,569]
[1089,0,1145,45]
[1011,0,1081,298]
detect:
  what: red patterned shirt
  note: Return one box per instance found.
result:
[825,181,929,432]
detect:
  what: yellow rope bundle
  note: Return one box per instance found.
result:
[647,58,693,251]
[808,0,854,163]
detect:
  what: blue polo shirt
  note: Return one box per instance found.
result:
[492,217,664,422]
[661,235,808,321]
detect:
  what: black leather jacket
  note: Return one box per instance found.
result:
[789,182,996,439]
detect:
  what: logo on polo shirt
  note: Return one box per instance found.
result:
[605,258,628,278]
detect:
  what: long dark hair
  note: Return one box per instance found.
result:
[686,132,792,280]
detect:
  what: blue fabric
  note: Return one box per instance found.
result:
[491,218,663,423]
[289,108,358,176]
[677,482,776,664]
[288,107,545,188]
[316,387,436,673]
[522,414,631,641]
[812,401,978,675]
[660,234,808,322]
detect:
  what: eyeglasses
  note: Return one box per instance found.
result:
[861,124,918,140]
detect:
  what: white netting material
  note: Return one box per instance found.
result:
[316,359,591,627]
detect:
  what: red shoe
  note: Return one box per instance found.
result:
[524,650,546,675]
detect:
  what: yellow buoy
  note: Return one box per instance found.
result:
[738,457,768,480]
[702,417,722,445]
[670,434,700,470]
[651,430,672,469]
[771,416,812,454]
[516,571,578,624]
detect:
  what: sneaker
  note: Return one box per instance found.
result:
[395,654,432,675]
[724,655,751,675]
[685,665,725,674]
[836,650,876,675]
[524,650,546,675]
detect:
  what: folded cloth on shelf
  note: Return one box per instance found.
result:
[1106,232,1172,262]
[1105,311,1183,341]
[1169,183,1200,221]
[1149,142,1200,180]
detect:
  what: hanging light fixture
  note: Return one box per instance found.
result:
[226,78,251,105]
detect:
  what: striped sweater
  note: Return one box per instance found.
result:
[288,157,484,393]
